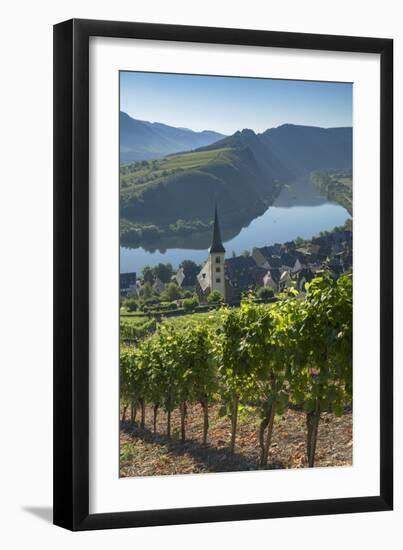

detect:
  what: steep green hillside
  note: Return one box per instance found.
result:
[121,145,280,219]
[120,136,291,247]
[120,124,353,247]
[198,128,294,183]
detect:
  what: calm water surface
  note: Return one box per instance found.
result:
[120,179,350,274]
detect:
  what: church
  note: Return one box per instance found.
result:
[195,203,300,305]
[195,204,352,305]
[196,204,269,304]
[196,204,227,302]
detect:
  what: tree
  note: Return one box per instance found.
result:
[251,293,297,465]
[154,263,173,283]
[164,282,182,301]
[214,306,256,453]
[120,345,150,428]
[120,346,135,423]
[216,295,289,465]
[257,286,274,301]
[171,331,193,442]
[288,273,352,467]
[156,326,184,437]
[139,281,154,300]
[142,265,155,284]
[179,260,200,281]
[207,290,224,304]
[125,297,138,312]
[241,249,251,257]
[137,336,163,433]
[183,296,199,313]
[130,347,150,429]
[141,226,161,243]
[120,273,352,467]
[184,325,217,444]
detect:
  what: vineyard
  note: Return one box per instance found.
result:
[120,274,352,475]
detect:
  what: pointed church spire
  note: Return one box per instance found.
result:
[209,202,226,253]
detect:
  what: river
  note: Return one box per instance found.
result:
[120,178,350,274]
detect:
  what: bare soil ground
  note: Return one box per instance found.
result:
[120,403,352,477]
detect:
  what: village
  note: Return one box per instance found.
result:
[116,73,355,480]
[119,205,353,476]
[120,205,352,317]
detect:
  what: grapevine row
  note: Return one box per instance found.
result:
[120,274,352,467]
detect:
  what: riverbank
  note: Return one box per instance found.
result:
[120,195,273,250]
[311,170,352,215]
[120,203,350,274]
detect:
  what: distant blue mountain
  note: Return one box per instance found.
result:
[120,111,225,162]
[259,124,352,176]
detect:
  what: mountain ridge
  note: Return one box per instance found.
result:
[259,124,352,176]
[120,112,225,162]
[120,121,352,247]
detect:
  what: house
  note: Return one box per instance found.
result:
[291,257,304,273]
[263,269,281,292]
[253,247,284,271]
[280,252,296,270]
[267,256,283,270]
[193,213,352,303]
[269,243,283,255]
[225,256,264,303]
[253,243,308,275]
[120,272,137,297]
[252,265,270,287]
[225,255,256,280]
[252,246,271,267]
[175,266,198,291]
[279,270,292,291]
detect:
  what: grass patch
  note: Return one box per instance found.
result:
[120,314,149,326]
[161,310,223,330]
[120,442,140,463]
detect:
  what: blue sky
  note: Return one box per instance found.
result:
[120,71,352,135]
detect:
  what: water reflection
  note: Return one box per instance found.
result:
[120,178,350,274]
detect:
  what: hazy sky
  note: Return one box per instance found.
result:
[120,71,352,135]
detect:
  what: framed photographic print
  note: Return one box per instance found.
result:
[53,19,393,530]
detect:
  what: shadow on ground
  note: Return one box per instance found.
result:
[22,506,53,524]
[121,421,285,473]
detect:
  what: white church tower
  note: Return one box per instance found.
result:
[197,203,226,302]
[208,203,226,299]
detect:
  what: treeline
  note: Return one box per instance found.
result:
[120,274,352,468]
[311,170,352,215]
[120,217,213,248]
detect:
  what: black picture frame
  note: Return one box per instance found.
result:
[53,18,393,531]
